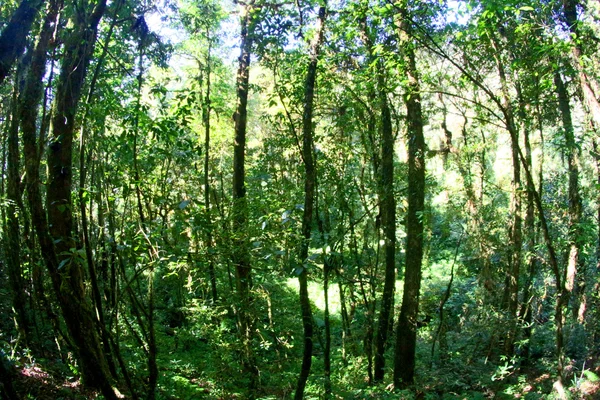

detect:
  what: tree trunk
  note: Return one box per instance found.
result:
[295,6,326,399]
[355,7,395,382]
[554,71,582,322]
[0,0,45,84]
[323,254,332,398]
[488,30,522,356]
[519,98,538,365]
[232,2,258,395]
[512,130,564,383]
[21,1,118,397]
[203,36,218,303]
[5,61,32,344]
[76,3,122,379]
[394,5,425,388]
[373,68,395,382]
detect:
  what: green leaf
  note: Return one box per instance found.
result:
[58,259,70,270]
[584,370,600,382]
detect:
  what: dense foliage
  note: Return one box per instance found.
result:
[0,0,599,399]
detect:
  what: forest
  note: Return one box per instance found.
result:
[0,0,599,398]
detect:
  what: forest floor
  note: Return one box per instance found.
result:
[8,354,600,399]
[12,361,98,399]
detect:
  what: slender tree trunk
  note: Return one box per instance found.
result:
[129,27,159,400]
[232,2,258,395]
[431,232,462,366]
[147,262,157,400]
[394,5,425,388]
[133,41,147,228]
[316,190,332,397]
[512,129,564,383]
[295,6,326,399]
[519,101,538,365]
[373,69,395,382]
[203,35,218,303]
[323,254,332,398]
[488,30,522,356]
[5,62,32,344]
[592,138,600,344]
[554,71,582,322]
[356,8,394,382]
[0,0,45,84]
[77,4,122,379]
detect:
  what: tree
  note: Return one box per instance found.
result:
[21,0,120,397]
[294,5,327,399]
[232,0,259,394]
[394,0,425,388]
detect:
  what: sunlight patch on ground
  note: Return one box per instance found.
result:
[285,278,341,315]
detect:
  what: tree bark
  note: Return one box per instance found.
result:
[554,71,582,321]
[394,5,425,388]
[203,35,218,303]
[21,1,118,397]
[0,0,45,84]
[373,62,396,383]
[295,6,327,399]
[5,61,32,344]
[519,94,538,365]
[232,2,258,395]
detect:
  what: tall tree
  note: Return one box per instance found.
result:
[232,0,259,394]
[373,67,395,381]
[394,1,425,388]
[295,5,327,399]
[204,31,218,303]
[487,21,522,356]
[5,59,32,344]
[21,0,119,397]
[554,70,582,319]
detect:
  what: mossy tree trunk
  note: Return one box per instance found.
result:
[394,3,425,388]
[21,1,118,398]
